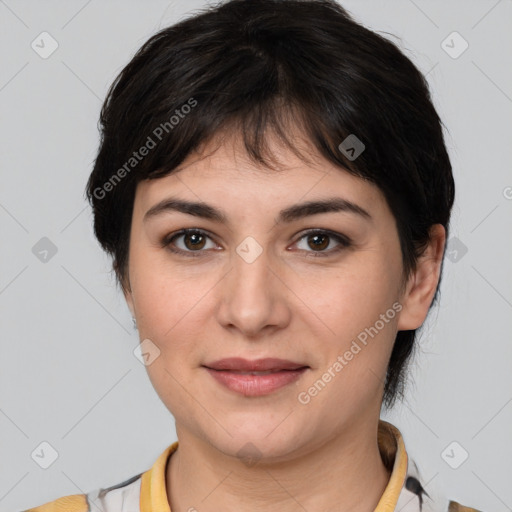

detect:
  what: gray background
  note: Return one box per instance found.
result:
[1,1,511,511]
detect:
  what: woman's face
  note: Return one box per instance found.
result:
[124,133,431,460]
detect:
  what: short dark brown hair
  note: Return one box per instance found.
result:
[85,0,455,410]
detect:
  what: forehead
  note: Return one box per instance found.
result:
[134,130,388,218]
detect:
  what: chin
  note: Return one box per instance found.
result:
[200,419,309,465]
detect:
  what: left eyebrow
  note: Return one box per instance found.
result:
[276,197,372,224]
[143,197,372,225]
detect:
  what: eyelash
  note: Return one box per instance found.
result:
[161,228,352,258]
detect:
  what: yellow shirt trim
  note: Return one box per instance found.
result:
[24,494,89,512]
[140,442,177,512]
[140,419,407,512]
[374,420,408,511]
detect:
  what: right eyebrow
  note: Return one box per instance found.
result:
[143,196,372,225]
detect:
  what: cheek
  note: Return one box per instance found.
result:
[131,269,210,411]
[308,257,401,338]
[301,260,401,410]
[129,237,193,331]
[134,271,205,342]
[300,270,400,414]
[129,251,225,373]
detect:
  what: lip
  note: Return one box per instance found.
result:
[202,358,310,397]
[203,357,308,372]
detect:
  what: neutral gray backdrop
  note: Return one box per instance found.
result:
[1,1,511,511]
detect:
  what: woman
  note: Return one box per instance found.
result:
[24,0,482,510]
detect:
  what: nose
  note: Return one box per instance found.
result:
[215,239,291,339]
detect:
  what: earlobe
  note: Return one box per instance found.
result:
[396,224,446,331]
[125,293,135,317]
[120,271,135,317]
[123,286,135,318]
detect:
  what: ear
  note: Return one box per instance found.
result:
[397,224,446,331]
[120,274,135,317]
[124,288,135,318]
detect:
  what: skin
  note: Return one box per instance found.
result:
[124,129,446,512]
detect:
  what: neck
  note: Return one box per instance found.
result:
[166,418,392,512]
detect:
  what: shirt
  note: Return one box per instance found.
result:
[22,420,482,512]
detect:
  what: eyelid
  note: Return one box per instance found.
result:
[160,228,220,257]
[295,228,351,245]
[162,227,352,257]
[292,228,352,258]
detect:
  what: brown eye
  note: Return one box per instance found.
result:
[162,229,217,256]
[162,228,351,259]
[294,229,351,257]
[306,233,329,251]
[182,232,207,250]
